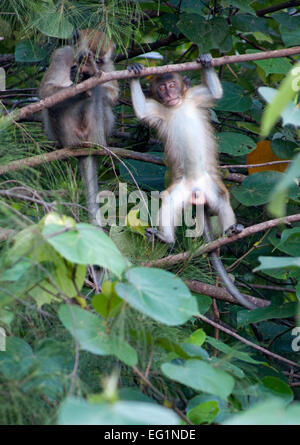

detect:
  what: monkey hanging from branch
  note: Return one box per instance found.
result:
[129,55,257,310]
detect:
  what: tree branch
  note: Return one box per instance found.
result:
[0,145,245,183]
[144,213,300,268]
[15,46,300,121]
[196,313,300,369]
[186,280,269,307]
[0,146,163,175]
[256,1,300,16]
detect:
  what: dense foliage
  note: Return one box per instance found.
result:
[0,0,300,425]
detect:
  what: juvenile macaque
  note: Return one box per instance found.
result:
[39,29,119,226]
[129,55,256,309]
[72,28,119,138]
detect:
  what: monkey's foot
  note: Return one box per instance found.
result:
[225,223,244,237]
[128,63,144,75]
[145,227,176,249]
[145,227,158,242]
[197,53,213,68]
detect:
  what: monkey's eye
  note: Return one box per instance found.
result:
[169,83,175,88]
[159,85,166,92]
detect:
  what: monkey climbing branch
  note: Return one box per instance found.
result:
[15,45,300,121]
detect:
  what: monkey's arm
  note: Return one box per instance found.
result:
[202,67,223,99]
[190,54,223,103]
[130,79,163,124]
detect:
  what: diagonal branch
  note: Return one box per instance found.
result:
[256,1,300,16]
[144,213,300,268]
[15,46,300,121]
[196,313,300,369]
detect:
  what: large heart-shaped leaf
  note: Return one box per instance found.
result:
[116,267,198,326]
[218,132,256,156]
[59,397,180,425]
[162,359,234,399]
[43,223,129,279]
[58,305,137,366]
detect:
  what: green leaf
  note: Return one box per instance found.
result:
[116,267,198,326]
[0,337,34,380]
[221,0,255,15]
[273,228,300,257]
[58,305,137,366]
[177,16,232,53]
[43,223,128,279]
[218,132,256,156]
[160,14,181,35]
[119,158,166,191]
[230,14,269,33]
[179,0,204,13]
[193,294,212,314]
[280,25,300,47]
[261,377,293,403]
[215,82,252,112]
[271,139,298,159]
[237,303,297,328]
[161,359,235,399]
[186,329,206,346]
[187,394,228,423]
[273,12,300,29]
[58,397,180,425]
[15,40,48,62]
[252,56,292,77]
[0,258,33,281]
[206,336,264,364]
[223,399,300,425]
[232,171,299,207]
[187,401,219,425]
[35,10,73,38]
[255,256,300,272]
[268,153,300,217]
[92,281,123,318]
[259,61,300,137]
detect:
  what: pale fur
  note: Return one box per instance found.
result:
[130,68,236,243]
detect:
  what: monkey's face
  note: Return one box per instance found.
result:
[156,79,183,107]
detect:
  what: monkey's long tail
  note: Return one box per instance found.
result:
[79,155,105,290]
[203,214,257,310]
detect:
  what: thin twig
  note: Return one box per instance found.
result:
[220,160,292,169]
[196,314,300,369]
[132,365,193,425]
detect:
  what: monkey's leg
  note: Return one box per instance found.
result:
[79,155,104,290]
[156,182,188,244]
[216,194,245,236]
